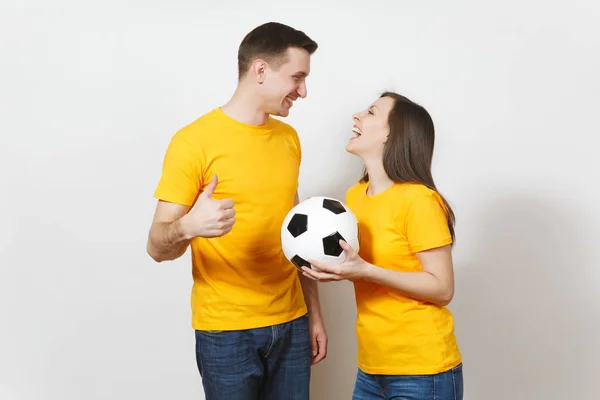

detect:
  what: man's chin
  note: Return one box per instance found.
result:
[274,107,290,117]
[265,104,290,117]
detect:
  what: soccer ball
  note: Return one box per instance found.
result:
[281,196,359,270]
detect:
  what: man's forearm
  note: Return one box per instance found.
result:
[147,217,192,262]
[299,273,322,319]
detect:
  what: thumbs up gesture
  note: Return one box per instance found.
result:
[183,174,236,238]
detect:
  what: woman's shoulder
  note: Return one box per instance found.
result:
[391,184,450,221]
[344,181,367,202]
[389,183,446,208]
[346,181,368,196]
[344,181,442,204]
[392,182,436,197]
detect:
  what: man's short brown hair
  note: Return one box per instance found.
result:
[237,22,318,80]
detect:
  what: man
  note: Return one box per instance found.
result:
[146,22,327,400]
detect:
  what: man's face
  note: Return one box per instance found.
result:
[259,47,310,117]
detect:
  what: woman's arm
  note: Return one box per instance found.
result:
[302,241,455,307]
[364,244,454,306]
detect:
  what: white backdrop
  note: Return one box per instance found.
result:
[1,0,599,399]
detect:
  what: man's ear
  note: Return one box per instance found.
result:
[251,59,267,84]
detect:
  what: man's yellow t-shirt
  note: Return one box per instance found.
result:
[345,182,462,375]
[154,108,307,331]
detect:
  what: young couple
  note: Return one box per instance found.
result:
[146,22,463,400]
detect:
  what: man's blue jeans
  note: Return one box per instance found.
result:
[352,363,464,400]
[195,314,311,400]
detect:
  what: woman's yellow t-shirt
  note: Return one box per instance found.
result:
[345,182,461,375]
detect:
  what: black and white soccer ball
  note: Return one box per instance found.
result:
[281,196,359,270]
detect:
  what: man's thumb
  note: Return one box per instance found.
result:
[201,174,218,199]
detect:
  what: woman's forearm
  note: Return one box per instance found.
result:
[364,264,454,306]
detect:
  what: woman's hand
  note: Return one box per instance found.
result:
[301,240,371,282]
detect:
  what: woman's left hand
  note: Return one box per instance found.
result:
[302,240,371,282]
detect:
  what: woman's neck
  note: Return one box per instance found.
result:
[363,159,394,196]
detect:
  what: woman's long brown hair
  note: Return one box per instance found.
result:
[360,92,456,242]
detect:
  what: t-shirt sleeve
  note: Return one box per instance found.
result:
[405,191,453,253]
[289,128,302,190]
[291,128,302,165]
[153,133,204,207]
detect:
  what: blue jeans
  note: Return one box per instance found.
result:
[353,363,464,400]
[194,314,311,400]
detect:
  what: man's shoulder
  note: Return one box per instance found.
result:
[173,108,221,141]
[269,117,299,135]
[186,108,221,130]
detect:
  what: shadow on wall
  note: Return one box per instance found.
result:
[451,193,599,400]
[309,281,358,400]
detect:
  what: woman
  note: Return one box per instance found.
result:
[302,92,463,399]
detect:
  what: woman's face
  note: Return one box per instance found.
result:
[346,96,395,158]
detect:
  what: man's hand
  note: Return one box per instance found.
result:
[182,174,236,238]
[309,314,328,365]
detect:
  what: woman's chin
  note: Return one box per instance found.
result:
[346,142,359,155]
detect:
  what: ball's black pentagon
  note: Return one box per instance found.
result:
[322,231,346,257]
[287,213,308,238]
[291,255,311,270]
[322,198,346,215]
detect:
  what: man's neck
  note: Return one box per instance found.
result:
[221,84,269,126]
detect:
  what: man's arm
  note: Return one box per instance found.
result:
[147,201,193,262]
[299,273,327,365]
[147,175,235,262]
[295,192,328,364]
[294,192,322,315]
